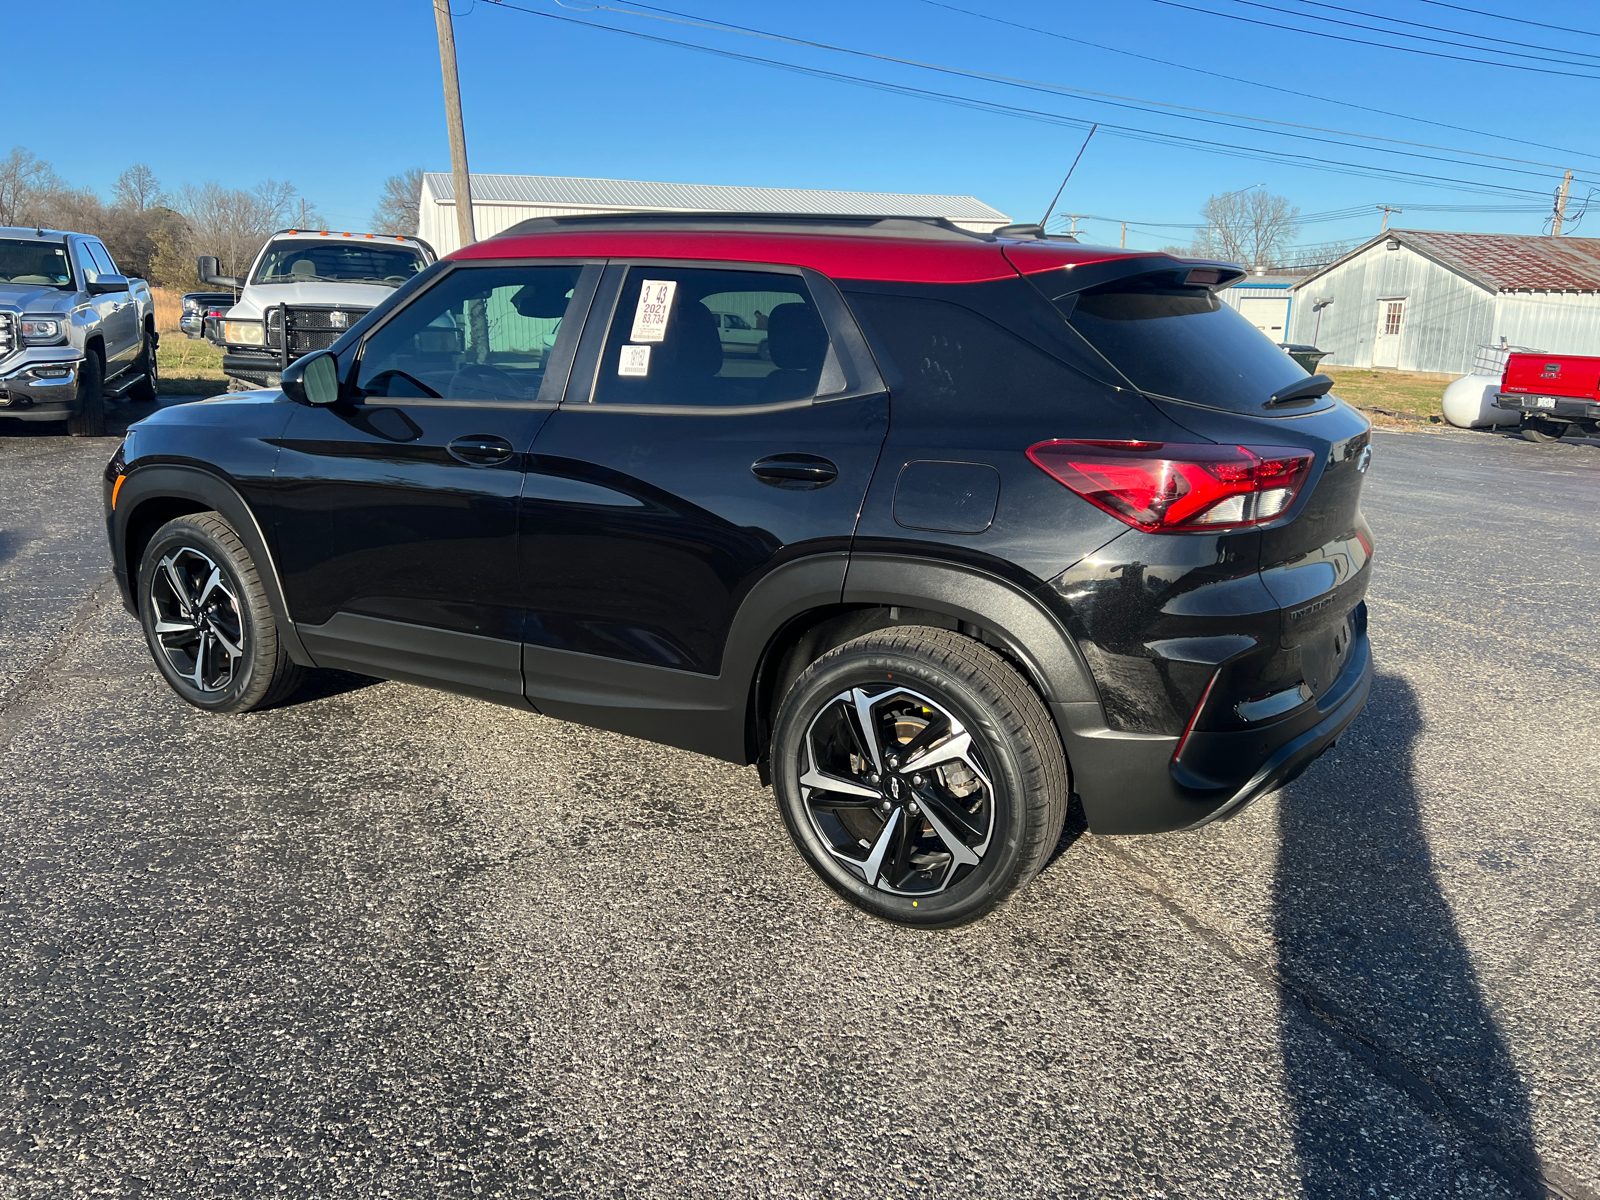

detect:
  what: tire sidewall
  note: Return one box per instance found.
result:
[137,520,266,712]
[772,645,1033,927]
[68,351,105,436]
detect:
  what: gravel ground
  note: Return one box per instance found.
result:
[1,403,1596,1199]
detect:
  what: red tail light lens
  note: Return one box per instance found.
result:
[1027,440,1315,533]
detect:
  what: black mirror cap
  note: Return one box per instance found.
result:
[280,350,342,407]
[196,255,244,290]
[87,274,130,295]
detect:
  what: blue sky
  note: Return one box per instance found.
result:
[7,0,1598,251]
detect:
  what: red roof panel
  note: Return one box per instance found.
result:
[450,229,1144,285]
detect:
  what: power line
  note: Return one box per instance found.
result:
[1145,0,1600,80]
[916,0,1600,163]
[484,2,1564,201]
[1265,0,1600,66]
[1413,0,1600,40]
[539,0,1588,189]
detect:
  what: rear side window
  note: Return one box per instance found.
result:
[843,292,1092,416]
[592,266,830,407]
[1051,279,1314,414]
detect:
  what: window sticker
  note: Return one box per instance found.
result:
[618,344,652,377]
[630,279,677,343]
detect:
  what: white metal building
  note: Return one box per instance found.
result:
[418,173,1011,255]
[1219,273,1300,343]
[1287,230,1600,374]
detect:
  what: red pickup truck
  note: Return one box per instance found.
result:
[1495,352,1600,442]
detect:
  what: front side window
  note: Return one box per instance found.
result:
[354,264,585,403]
[592,266,831,407]
[0,240,72,287]
[87,241,118,276]
[253,240,426,287]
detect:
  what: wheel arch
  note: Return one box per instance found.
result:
[738,552,1103,771]
[113,465,313,667]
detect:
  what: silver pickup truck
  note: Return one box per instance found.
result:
[0,226,158,437]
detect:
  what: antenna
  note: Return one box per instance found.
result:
[1039,124,1098,232]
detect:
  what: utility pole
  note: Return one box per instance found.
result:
[1068,214,1082,238]
[434,0,476,250]
[1552,169,1574,236]
[1120,220,1127,248]
[1377,204,1402,233]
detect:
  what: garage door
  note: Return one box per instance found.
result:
[1238,296,1290,340]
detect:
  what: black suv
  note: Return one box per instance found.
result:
[104,214,1373,927]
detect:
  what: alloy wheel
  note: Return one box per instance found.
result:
[799,685,996,896]
[150,546,245,693]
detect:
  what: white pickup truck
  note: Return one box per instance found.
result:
[201,229,434,389]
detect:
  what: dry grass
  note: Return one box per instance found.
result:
[150,286,185,335]
[151,288,229,395]
[1324,366,1454,425]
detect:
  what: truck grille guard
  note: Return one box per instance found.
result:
[264,304,370,373]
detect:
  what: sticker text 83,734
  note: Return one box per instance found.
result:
[631,280,677,343]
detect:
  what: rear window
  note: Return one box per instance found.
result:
[1051,279,1319,414]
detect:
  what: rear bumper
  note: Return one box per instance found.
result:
[1054,619,1373,835]
[1494,392,1600,421]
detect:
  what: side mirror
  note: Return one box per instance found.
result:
[196,255,244,290]
[87,273,130,295]
[281,350,342,406]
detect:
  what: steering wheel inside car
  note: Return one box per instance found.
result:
[449,362,529,400]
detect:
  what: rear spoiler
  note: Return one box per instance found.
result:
[1004,245,1249,296]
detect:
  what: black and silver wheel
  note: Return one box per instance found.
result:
[127,327,159,404]
[137,512,304,713]
[66,349,105,437]
[773,626,1068,927]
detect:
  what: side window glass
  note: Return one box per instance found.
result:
[355,264,584,402]
[89,242,119,276]
[77,243,102,283]
[845,293,1090,416]
[592,266,830,407]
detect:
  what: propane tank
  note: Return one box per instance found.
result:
[1442,374,1520,428]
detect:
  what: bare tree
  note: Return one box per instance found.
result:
[174,179,321,276]
[371,168,425,236]
[113,164,164,213]
[1191,190,1300,270]
[0,147,67,226]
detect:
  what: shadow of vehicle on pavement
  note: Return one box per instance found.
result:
[1274,672,1547,1198]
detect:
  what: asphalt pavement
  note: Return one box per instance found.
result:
[1,401,1597,1199]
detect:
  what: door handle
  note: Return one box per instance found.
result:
[751,453,838,490]
[447,434,516,466]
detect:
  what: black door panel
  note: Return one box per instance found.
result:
[520,395,887,674]
[272,261,601,646]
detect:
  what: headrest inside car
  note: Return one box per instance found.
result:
[766,303,827,371]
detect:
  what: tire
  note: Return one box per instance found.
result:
[137,512,305,713]
[757,338,771,363]
[1521,419,1565,443]
[127,327,159,404]
[772,626,1068,928]
[66,349,105,437]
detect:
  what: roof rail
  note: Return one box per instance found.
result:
[491,211,997,242]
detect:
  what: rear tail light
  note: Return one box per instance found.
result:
[1026,440,1315,533]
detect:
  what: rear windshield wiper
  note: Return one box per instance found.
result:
[1265,374,1335,408]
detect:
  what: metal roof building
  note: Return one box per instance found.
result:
[1287,230,1600,375]
[418,173,1011,256]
